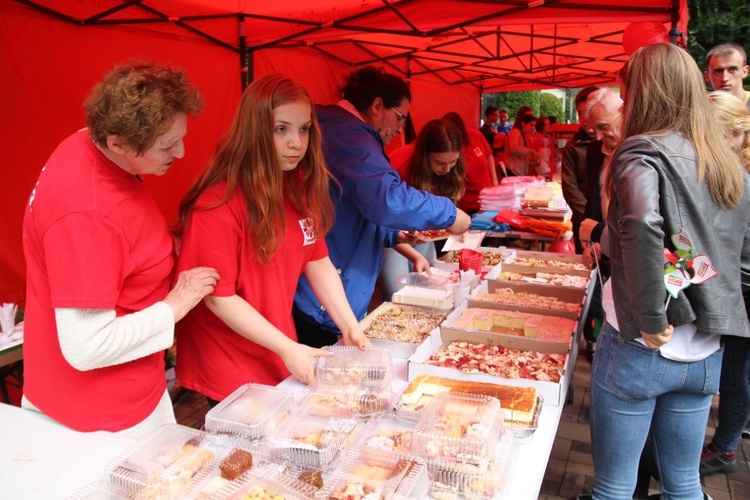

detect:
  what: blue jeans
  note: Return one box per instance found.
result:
[590,323,722,500]
[712,334,750,453]
[377,243,437,301]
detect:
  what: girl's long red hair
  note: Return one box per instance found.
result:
[176,74,334,263]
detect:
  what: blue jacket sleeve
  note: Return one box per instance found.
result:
[325,126,457,231]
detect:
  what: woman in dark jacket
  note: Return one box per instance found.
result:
[590,43,750,499]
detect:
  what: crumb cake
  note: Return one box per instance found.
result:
[511,256,588,271]
[363,305,446,343]
[473,288,580,313]
[498,271,588,288]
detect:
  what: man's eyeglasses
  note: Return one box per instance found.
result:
[390,107,407,125]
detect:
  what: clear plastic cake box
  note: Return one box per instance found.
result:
[222,466,318,500]
[360,301,447,359]
[314,345,393,386]
[427,429,516,499]
[204,383,294,441]
[265,410,360,470]
[105,424,225,497]
[411,392,502,475]
[353,413,419,457]
[407,321,576,406]
[320,448,431,500]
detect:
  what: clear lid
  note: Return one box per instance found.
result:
[223,467,318,500]
[183,446,278,499]
[303,383,392,418]
[397,271,449,289]
[412,392,502,474]
[105,424,219,494]
[314,346,393,386]
[428,430,516,499]
[355,413,417,455]
[266,411,360,469]
[204,383,294,441]
[68,481,133,499]
[321,449,430,500]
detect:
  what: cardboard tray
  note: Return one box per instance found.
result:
[467,280,584,321]
[441,301,574,347]
[361,302,447,359]
[407,328,575,406]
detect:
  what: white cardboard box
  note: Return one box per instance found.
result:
[407,316,576,406]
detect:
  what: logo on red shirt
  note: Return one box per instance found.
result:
[299,217,317,246]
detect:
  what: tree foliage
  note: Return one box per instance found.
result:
[688,0,750,74]
[540,93,564,122]
[489,90,540,121]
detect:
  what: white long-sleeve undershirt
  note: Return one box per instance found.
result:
[54,302,175,371]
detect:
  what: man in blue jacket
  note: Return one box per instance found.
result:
[293,66,471,347]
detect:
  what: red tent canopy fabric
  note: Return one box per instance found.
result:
[0,0,688,303]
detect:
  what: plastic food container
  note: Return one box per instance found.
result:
[428,429,516,499]
[412,392,502,474]
[105,424,221,497]
[68,481,133,499]
[321,449,431,500]
[182,447,279,499]
[266,411,360,469]
[303,383,392,418]
[223,467,318,500]
[355,413,417,456]
[204,383,294,441]
[314,346,393,386]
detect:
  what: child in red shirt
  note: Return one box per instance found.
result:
[175,75,370,403]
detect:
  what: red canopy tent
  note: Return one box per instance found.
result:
[0,0,688,303]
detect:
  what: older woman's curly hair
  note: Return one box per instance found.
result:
[85,62,204,155]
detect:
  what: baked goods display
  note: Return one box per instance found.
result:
[398,374,539,427]
[130,443,215,499]
[307,346,392,417]
[361,303,447,344]
[314,346,392,385]
[447,307,575,342]
[499,271,589,288]
[412,393,502,474]
[323,450,428,500]
[220,448,254,481]
[268,413,359,468]
[425,341,566,382]
[510,256,588,271]
[411,228,451,241]
[473,287,580,313]
[357,414,416,455]
[205,383,294,440]
[305,385,390,417]
[107,425,218,498]
[452,250,508,267]
[428,431,515,499]
[297,470,324,489]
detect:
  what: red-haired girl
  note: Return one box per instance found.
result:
[175,74,369,404]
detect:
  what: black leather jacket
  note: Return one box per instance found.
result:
[607,133,750,340]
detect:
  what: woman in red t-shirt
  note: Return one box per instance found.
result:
[379,119,466,300]
[175,75,370,404]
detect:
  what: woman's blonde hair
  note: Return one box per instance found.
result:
[619,43,743,209]
[708,91,750,172]
[176,74,334,263]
